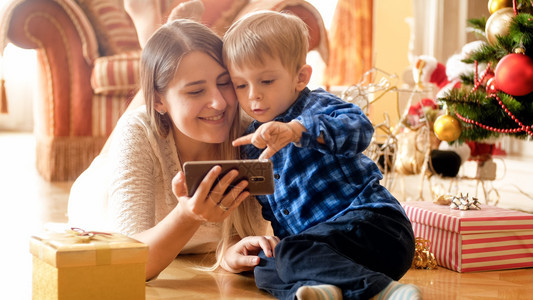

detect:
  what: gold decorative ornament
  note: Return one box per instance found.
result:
[433,114,462,142]
[434,194,454,205]
[485,7,515,46]
[488,0,513,14]
[514,47,526,54]
[412,237,438,270]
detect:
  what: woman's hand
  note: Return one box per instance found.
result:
[221,235,280,273]
[171,166,249,223]
[136,168,250,279]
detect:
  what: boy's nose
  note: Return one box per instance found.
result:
[249,86,262,101]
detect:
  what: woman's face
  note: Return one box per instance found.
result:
[159,51,237,144]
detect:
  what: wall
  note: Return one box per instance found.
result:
[0,44,36,132]
[370,0,414,128]
[373,0,413,84]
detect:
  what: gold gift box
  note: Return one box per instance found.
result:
[30,230,148,300]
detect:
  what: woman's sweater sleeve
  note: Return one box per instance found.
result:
[107,114,159,236]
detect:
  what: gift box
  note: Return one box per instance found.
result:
[402,201,533,272]
[30,229,148,299]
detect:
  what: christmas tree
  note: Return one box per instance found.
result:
[435,0,533,144]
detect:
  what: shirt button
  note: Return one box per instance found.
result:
[282,209,289,215]
[274,174,280,179]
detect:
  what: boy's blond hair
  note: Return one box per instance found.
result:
[223,10,309,74]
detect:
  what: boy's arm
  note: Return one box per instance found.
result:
[296,99,374,156]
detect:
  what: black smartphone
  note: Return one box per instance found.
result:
[183,159,274,197]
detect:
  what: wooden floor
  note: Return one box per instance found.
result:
[148,253,533,300]
[1,132,533,300]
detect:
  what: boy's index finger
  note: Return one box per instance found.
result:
[259,147,276,160]
[232,133,254,147]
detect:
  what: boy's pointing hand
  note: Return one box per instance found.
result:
[232,121,305,160]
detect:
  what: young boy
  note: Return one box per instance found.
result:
[224,11,421,300]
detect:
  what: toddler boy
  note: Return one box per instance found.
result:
[224,11,421,300]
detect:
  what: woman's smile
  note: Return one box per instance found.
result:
[199,111,225,123]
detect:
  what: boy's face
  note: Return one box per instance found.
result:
[228,56,302,123]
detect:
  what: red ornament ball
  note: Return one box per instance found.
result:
[482,70,495,86]
[486,77,498,96]
[494,53,533,96]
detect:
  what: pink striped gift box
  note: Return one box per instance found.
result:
[402,201,533,272]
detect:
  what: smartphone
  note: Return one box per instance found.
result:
[183,159,274,197]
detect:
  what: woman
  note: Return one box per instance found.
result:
[68,19,277,280]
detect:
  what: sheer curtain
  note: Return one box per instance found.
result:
[410,0,488,64]
[323,0,373,87]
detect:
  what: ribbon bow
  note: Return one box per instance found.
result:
[450,193,481,210]
[66,227,111,243]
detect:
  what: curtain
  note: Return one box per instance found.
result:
[324,0,373,87]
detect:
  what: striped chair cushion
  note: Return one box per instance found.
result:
[91,94,131,137]
[76,0,140,55]
[91,51,140,96]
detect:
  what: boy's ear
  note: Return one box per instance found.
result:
[295,64,312,91]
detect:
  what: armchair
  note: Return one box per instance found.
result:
[0,0,328,181]
[0,0,140,181]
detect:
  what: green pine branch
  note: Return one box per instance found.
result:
[438,9,533,143]
[467,17,487,40]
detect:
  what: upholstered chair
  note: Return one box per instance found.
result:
[0,0,328,181]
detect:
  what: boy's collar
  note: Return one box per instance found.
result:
[275,87,310,121]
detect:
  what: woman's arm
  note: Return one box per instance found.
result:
[132,199,203,280]
[107,110,255,279]
[134,169,251,279]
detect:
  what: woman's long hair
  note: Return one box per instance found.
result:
[140,19,269,270]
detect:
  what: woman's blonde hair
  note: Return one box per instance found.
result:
[141,19,268,269]
[223,10,309,75]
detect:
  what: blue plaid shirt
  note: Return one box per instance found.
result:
[243,88,405,238]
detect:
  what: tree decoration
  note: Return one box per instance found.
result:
[433,114,462,142]
[489,0,514,14]
[494,52,533,96]
[437,0,533,143]
[486,77,499,95]
[485,7,515,45]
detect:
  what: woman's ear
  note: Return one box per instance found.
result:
[154,96,167,114]
[295,64,312,91]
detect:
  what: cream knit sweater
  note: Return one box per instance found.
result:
[68,106,221,253]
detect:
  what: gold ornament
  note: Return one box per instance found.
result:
[433,114,461,142]
[485,7,515,46]
[412,238,438,270]
[434,194,454,205]
[514,47,526,54]
[488,0,513,14]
